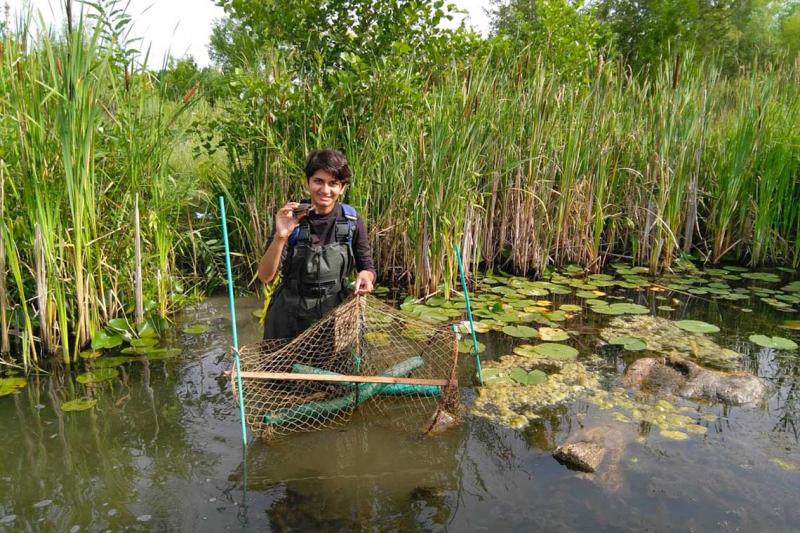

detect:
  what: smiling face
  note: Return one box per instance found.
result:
[306,169,345,215]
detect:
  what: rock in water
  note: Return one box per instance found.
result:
[623,358,660,389]
[553,425,625,473]
[623,355,766,406]
[679,369,766,405]
[427,408,458,434]
[554,441,606,472]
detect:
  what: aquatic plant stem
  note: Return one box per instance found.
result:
[455,244,482,384]
[219,196,248,446]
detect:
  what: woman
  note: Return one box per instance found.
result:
[257,149,376,339]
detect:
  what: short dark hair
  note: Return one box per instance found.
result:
[304,149,351,185]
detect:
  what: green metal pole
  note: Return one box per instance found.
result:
[219,196,248,446]
[455,243,483,384]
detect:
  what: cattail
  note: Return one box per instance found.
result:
[182,81,199,104]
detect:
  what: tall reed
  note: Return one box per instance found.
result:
[213,47,800,295]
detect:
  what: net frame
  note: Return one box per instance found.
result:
[232,295,460,441]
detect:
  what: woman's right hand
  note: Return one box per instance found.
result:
[274,202,302,240]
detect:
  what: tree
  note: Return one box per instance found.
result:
[593,0,798,70]
[211,0,475,79]
[488,0,611,78]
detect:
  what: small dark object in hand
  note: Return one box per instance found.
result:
[292,204,312,218]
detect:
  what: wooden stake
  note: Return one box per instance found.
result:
[134,193,143,326]
[235,370,449,387]
[34,223,51,353]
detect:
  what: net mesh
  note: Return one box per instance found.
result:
[235,295,460,441]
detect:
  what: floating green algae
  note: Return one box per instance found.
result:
[587,389,709,439]
[364,331,391,346]
[472,356,599,429]
[601,316,740,369]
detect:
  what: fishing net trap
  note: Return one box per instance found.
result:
[232,295,461,441]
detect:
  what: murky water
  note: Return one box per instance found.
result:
[2,275,800,532]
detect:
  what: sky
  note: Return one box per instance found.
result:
[7,0,493,67]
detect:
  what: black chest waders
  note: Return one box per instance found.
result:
[263,205,356,340]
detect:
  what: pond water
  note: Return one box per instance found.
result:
[1,265,799,532]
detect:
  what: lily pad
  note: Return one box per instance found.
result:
[591,303,650,316]
[559,304,582,312]
[79,349,103,359]
[481,370,513,386]
[780,320,800,330]
[458,321,491,334]
[137,320,159,338]
[458,340,486,354]
[674,320,720,333]
[76,368,119,384]
[532,343,579,360]
[183,324,209,334]
[513,344,538,357]
[91,330,123,350]
[502,325,538,338]
[548,286,573,295]
[538,327,569,341]
[107,317,134,333]
[0,377,28,397]
[741,272,781,282]
[748,335,798,351]
[543,311,567,322]
[61,398,98,412]
[130,337,159,348]
[509,367,547,385]
[608,336,647,351]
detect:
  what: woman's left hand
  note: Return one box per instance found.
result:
[355,271,375,295]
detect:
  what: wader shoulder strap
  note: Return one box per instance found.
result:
[288,219,311,247]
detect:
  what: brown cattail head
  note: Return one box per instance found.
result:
[182,81,199,104]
